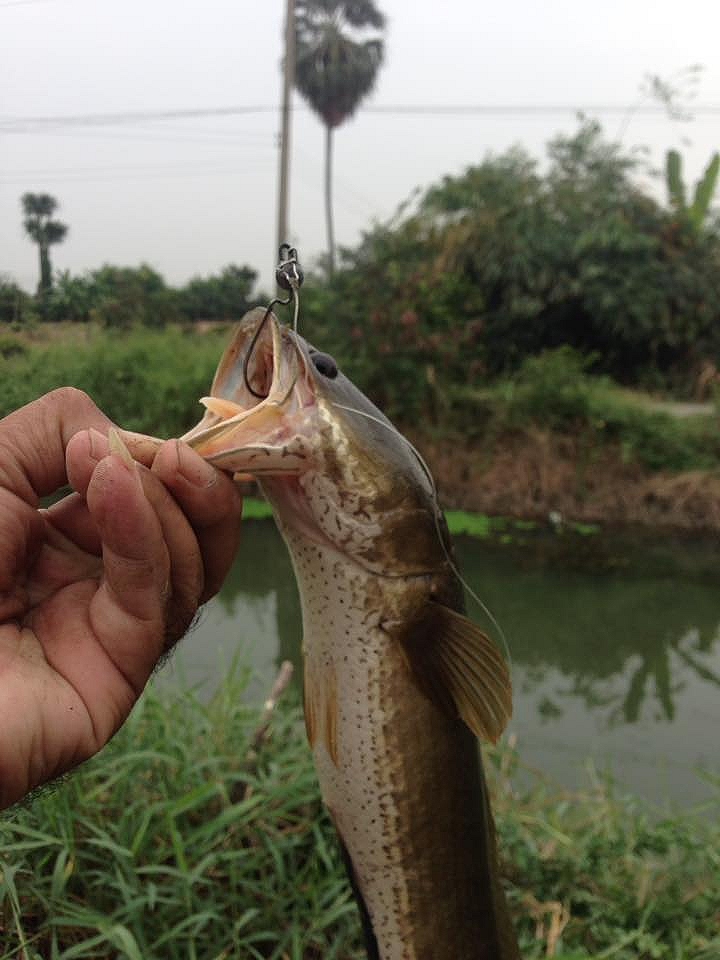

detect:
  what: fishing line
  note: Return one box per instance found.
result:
[330,402,513,671]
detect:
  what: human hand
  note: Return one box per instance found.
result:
[0,388,243,809]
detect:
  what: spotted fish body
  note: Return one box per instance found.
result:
[184,309,520,960]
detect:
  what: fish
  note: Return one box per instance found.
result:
[182,306,520,960]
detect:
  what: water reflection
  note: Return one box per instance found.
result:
[457,541,720,726]
[160,520,720,805]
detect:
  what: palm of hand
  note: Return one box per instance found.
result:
[0,396,242,809]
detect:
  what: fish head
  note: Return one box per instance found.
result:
[183,307,448,577]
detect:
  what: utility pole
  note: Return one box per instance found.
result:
[276,0,295,259]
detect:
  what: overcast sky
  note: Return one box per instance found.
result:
[2,0,720,293]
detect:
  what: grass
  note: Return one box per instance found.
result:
[0,324,228,438]
[1,670,718,960]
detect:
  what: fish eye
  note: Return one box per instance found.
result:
[311,352,338,379]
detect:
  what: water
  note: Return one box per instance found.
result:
[156,518,720,807]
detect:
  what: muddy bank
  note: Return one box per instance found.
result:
[416,429,720,534]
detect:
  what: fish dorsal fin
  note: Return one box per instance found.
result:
[403,603,512,743]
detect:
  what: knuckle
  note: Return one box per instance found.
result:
[44,386,95,411]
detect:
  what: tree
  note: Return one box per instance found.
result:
[21,193,68,295]
[177,264,258,322]
[294,0,385,275]
[0,276,32,325]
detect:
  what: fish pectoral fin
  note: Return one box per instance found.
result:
[303,661,339,766]
[403,603,512,744]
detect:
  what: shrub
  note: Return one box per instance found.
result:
[0,278,32,325]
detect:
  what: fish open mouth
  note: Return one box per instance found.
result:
[180,307,315,475]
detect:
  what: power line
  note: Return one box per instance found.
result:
[0,106,278,129]
[0,126,274,146]
[0,163,270,185]
[3,102,720,131]
[370,103,720,115]
[0,0,62,7]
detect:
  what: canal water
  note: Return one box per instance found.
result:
[155,516,720,808]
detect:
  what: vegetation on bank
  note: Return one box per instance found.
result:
[2,320,720,530]
[1,323,717,477]
[0,673,717,959]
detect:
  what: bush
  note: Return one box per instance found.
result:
[176,264,259,322]
[0,277,32,325]
[489,348,720,472]
[501,347,599,430]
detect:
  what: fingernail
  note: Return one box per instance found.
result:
[88,428,108,463]
[108,427,136,470]
[176,440,217,488]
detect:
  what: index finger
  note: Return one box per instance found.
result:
[0,388,111,504]
[0,389,163,505]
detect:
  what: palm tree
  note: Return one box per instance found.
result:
[21,193,68,295]
[294,0,385,275]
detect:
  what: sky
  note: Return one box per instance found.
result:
[2,0,720,293]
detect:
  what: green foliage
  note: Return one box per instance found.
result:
[666,149,686,210]
[445,510,494,538]
[0,325,228,437]
[86,264,180,328]
[493,347,720,472]
[0,277,33,325]
[241,498,274,520]
[44,271,98,324]
[493,749,720,958]
[176,264,258,322]
[500,347,600,430]
[691,152,720,230]
[0,334,28,360]
[302,118,720,415]
[665,149,720,233]
[1,675,718,958]
[38,263,259,327]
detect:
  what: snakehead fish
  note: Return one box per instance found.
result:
[183,307,519,960]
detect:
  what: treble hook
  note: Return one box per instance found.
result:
[242,244,304,399]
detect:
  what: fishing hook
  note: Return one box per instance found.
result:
[243,244,304,399]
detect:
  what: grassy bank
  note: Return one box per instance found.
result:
[0,324,227,438]
[1,672,718,959]
[2,325,720,530]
